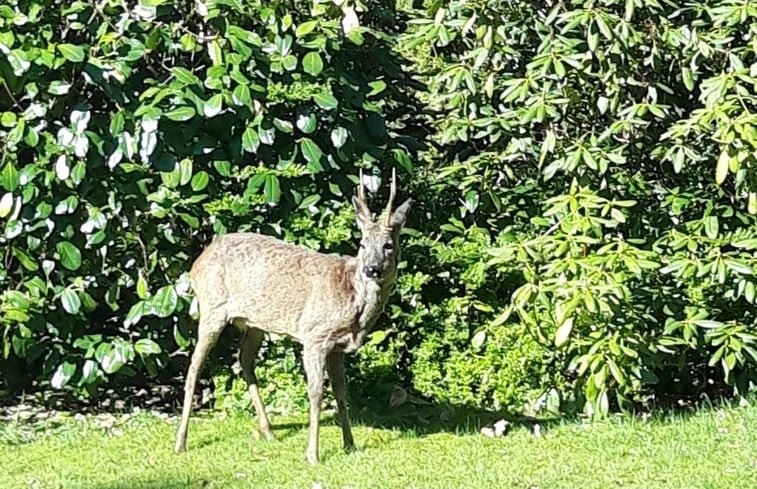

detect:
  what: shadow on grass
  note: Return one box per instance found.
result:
[86,482,189,489]
[84,479,231,489]
[332,362,563,439]
[351,400,554,436]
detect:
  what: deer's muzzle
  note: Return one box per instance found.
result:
[363,265,381,279]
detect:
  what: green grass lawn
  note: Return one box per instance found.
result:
[2,400,756,489]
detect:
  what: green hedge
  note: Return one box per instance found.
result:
[2,0,756,417]
[0,0,422,399]
[398,0,757,415]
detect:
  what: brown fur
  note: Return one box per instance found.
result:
[173,173,412,464]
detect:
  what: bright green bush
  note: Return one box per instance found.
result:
[0,0,421,399]
[2,0,756,418]
[400,0,757,416]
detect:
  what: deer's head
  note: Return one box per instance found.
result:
[352,169,412,283]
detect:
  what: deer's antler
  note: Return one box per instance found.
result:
[355,168,371,217]
[382,167,397,225]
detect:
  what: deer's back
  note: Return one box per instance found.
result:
[190,233,359,341]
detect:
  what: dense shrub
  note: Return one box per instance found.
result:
[0,0,422,401]
[2,0,756,418]
[399,0,757,415]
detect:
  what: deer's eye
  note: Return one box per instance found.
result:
[384,242,394,251]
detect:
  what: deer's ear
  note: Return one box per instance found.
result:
[352,195,368,229]
[390,198,413,228]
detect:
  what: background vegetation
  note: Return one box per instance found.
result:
[1,0,756,418]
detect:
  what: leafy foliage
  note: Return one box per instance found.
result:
[1,0,756,418]
[398,0,757,416]
[0,0,420,399]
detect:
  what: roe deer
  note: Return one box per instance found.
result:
[173,169,412,464]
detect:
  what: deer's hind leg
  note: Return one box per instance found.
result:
[238,326,274,440]
[174,309,226,453]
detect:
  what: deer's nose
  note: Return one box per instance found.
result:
[363,266,380,278]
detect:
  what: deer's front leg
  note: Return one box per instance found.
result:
[327,351,355,451]
[303,344,328,465]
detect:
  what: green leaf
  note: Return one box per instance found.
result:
[300,137,322,164]
[179,212,199,228]
[101,347,125,374]
[12,246,37,271]
[555,317,574,347]
[303,52,324,76]
[232,84,251,106]
[331,127,348,148]
[471,330,486,350]
[135,338,162,355]
[695,320,723,328]
[298,194,321,209]
[208,39,223,65]
[367,329,390,346]
[296,112,317,134]
[191,171,210,191]
[165,106,196,122]
[24,128,39,147]
[56,241,82,271]
[724,259,752,275]
[51,361,76,388]
[5,220,22,239]
[179,158,193,186]
[80,291,97,311]
[150,286,178,317]
[71,161,86,184]
[282,54,298,71]
[746,282,755,303]
[392,149,413,174]
[136,274,149,299]
[203,94,223,118]
[703,216,719,239]
[171,67,201,86]
[125,301,150,327]
[716,150,732,185]
[58,43,85,62]
[242,126,260,153]
[313,93,338,110]
[174,323,190,348]
[296,20,318,37]
[259,126,275,145]
[1,163,19,191]
[682,67,694,91]
[367,80,387,97]
[597,389,609,417]
[6,291,30,310]
[161,167,181,188]
[273,118,294,134]
[264,175,281,203]
[1,111,17,127]
[79,359,98,385]
[48,81,71,96]
[110,112,125,136]
[60,289,81,315]
[214,160,231,177]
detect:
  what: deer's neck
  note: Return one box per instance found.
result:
[353,270,396,333]
[329,260,395,354]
